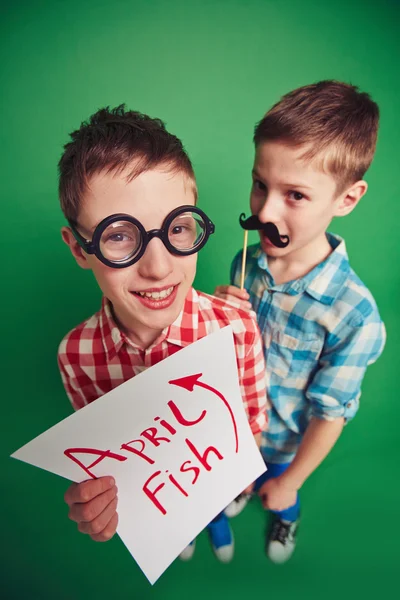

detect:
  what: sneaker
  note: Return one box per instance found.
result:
[224,493,251,518]
[266,516,299,564]
[208,513,234,563]
[179,539,196,561]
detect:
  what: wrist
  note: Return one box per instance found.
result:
[277,470,304,492]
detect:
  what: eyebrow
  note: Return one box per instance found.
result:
[80,223,96,237]
[83,219,118,236]
[71,221,96,239]
[251,169,313,190]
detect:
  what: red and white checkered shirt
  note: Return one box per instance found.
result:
[58,288,268,435]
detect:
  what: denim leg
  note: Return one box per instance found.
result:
[209,511,225,524]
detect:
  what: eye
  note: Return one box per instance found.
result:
[170,220,194,237]
[168,214,203,249]
[253,179,267,192]
[171,225,187,235]
[288,191,304,201]
[107,232,132,243]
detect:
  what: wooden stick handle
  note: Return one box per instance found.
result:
[239,230,248,290]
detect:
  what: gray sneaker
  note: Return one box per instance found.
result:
[224,493,251,518]
[179,539,196,561]
[266,516,299,564]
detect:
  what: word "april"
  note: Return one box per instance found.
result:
[64,374,238,515]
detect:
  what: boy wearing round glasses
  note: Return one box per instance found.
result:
[58,106,267,564]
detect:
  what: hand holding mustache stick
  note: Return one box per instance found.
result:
[238,213,290,289]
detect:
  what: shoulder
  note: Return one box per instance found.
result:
[196,290,260,341]
[57,308,103,367]
[321,265,386,359]
[230,243,263,288]
[231,243,261,269]
[334,266,382,327]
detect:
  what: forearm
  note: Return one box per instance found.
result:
[279,416,344,491]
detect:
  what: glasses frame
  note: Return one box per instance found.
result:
[68,205,215,269]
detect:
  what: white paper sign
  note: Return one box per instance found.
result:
[11,326,266,584]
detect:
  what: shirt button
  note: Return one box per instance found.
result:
[346,401,352,408]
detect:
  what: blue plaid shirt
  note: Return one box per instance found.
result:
[231,233,386,463]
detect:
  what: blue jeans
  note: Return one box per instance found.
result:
[255,461,300,522]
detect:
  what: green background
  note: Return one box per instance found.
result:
[1,0,399,598]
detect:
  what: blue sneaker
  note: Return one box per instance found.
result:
[207,513,234,563]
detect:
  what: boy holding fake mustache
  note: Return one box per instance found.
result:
[215,81,386,563]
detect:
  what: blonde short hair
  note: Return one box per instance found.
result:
[254,80,379,191]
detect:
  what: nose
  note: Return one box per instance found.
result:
[257,194,282,224]
[137,237,174,281]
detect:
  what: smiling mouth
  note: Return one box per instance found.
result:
[134,286,175,300]
[130,285,180,310]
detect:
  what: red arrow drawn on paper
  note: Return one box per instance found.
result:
[169,373,239,453]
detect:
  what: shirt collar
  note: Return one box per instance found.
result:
[99,287,199,361]
[99,298,127,362]
[256,233,351,305]
[165,287,199,346]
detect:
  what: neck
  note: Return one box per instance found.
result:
[111,305,163,350]
[126,328,163,350]
[268,234,332,285]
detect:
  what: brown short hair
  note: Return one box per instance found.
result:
[254,80,379,190]
[59,105,196,221]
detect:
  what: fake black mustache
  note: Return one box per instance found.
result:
[239,213,290,248]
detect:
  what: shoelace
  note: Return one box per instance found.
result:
[270,519,293,545]
[235,493,252,503]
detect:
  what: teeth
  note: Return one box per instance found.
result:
[137,286,174,300]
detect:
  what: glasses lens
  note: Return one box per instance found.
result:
[168,211,206,251]
[99,220,142,263]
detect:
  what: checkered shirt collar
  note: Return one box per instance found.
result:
[98,287,199,361]
[256,233,351,305]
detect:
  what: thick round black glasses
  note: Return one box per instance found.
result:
[68,205,215,269]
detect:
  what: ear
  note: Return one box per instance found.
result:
[61,226,91,270]
[334,180,368,217]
